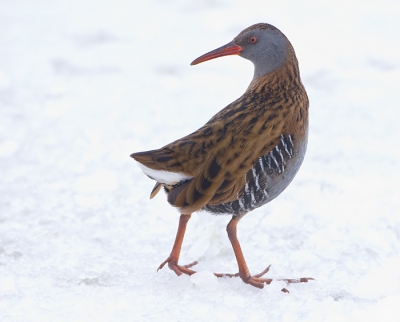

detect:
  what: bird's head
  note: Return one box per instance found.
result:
[191,23,289,79]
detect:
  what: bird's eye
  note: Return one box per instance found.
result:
[248,36,257,44]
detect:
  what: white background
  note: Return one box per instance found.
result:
[1,0,400,321]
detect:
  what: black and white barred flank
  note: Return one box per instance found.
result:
[203,134,294,216]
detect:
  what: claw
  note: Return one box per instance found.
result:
[157,257,170,271]
[252,265,271,278]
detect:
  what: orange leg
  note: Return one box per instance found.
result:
[158,214,313,290]
[222,216,314,289]
[157,214,198,276]
[225,216,266,288]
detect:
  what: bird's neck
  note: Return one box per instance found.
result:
[252,54,286,81]
[249,45,302,91]
[251,39,301,81]
[246,49,308,138]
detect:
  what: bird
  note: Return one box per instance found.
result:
[131,23,312,289]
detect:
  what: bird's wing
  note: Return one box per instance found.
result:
[164,130,282,214]
[131,141,251,212]
[131,86,298,213]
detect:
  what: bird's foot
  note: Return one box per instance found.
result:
[157,257,198,276]
[214,265,314,291]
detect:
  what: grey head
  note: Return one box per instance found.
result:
[234,23,288,79]
[191,23,289,79]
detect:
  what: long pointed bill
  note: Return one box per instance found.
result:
[190,41,242,66]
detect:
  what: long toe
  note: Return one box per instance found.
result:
[244,277,266,289]
[157,257,198,276]
[172,263,197,276]
[212,264,314,290]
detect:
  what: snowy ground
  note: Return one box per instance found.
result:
[1,0,400,321]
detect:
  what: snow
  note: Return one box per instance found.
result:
[1,0,400,320]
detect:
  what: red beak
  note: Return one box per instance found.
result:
[190,41,242,66]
